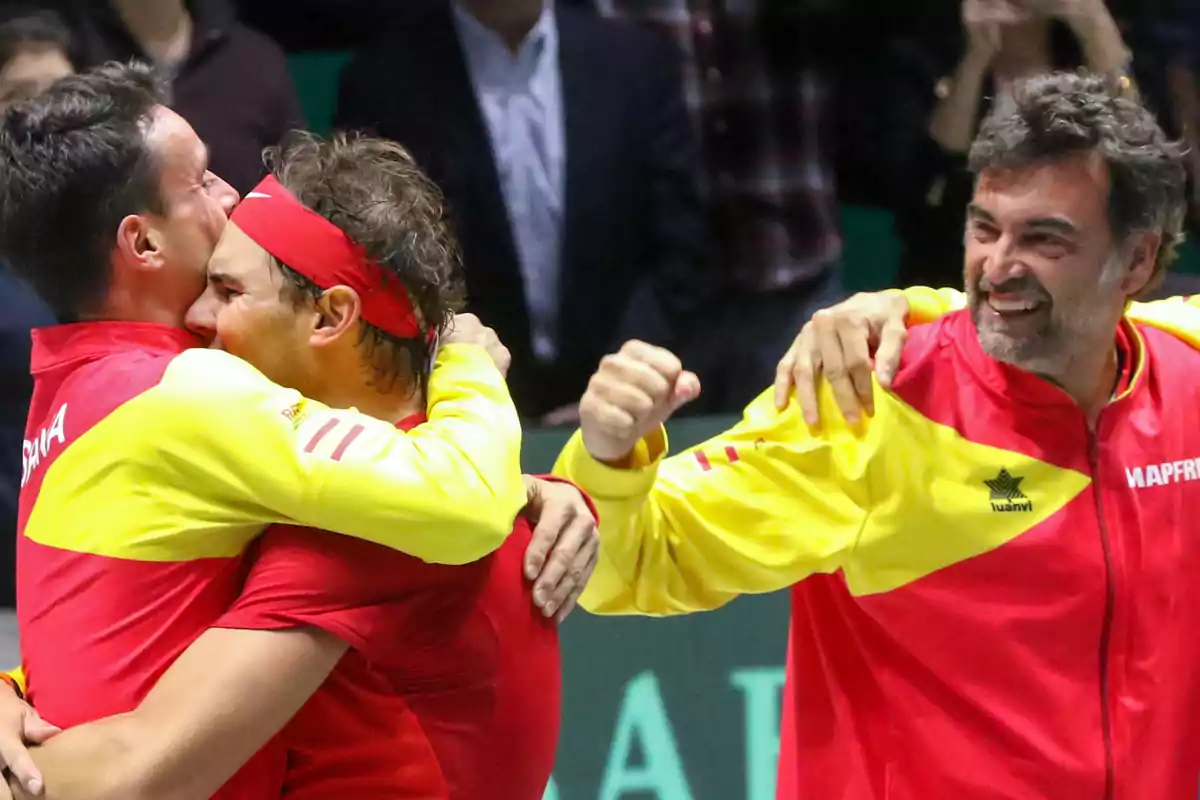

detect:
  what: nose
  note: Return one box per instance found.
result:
[216,176,240,217]
[184,290,219,343]
[980,234,1030,288]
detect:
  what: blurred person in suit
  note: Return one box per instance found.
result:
[336,0,714,425]
[0,8,70,609]
[52,0,304,194]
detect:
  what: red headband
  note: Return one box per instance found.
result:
[230,175,427,340]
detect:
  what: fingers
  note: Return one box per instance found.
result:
[603,344,678,401]
[875,317,908,389]
[0,729,42,798]
[669,371,701,411]
[579,341,690,462]
[534,515,599,619]
[838,319,876,417]
[555,546,599,624]
[443,314,510,374]
[810,311,867,426]
[791,344,822,426]
[523,484,567,584]
[20,715,57,746]
[773,344,796,411]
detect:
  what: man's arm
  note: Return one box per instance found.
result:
[11,628,344,800]
[552,342,885,616]
[118,339,524,565]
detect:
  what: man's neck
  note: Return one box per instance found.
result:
[91,285,188,330]
[1046,338,1123,427]
[459,0,545,51]
[112,0,192,66]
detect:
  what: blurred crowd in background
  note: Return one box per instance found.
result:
[2,0,1200,602]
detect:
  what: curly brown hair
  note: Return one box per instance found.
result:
[263,131,466,392]
[969,71,1187,296]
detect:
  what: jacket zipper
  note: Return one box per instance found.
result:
[1087,431,1116,800]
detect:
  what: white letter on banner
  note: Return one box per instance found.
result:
[731,667,785,800]
[598,671,694,799]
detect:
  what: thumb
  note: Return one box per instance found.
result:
[22,713,59,744]
[669,371,701,412]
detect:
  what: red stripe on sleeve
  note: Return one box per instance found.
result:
[693,451,712,471]
[329,424,365,462]
[304,419,340,453]
[724,446,739,463]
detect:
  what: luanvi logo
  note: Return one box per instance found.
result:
[985,468,1032,512]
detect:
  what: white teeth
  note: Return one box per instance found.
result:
[988,298,1039,312]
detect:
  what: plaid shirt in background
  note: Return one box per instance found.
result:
[595,0,842,292]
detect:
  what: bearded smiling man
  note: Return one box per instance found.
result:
[555,71,1200,799]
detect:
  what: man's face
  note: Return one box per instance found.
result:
[964,155,1134,376]
[143,106,240,316]
[185,222,321,394]
[0,44,72,111]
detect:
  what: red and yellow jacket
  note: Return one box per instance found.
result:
[18,322,526,730]
[555,295,1200,799]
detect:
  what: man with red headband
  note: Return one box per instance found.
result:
[0,63,596,798]
[2,134,585,799]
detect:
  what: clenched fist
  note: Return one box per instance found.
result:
[579,340,701,463]
[444,313,511,376]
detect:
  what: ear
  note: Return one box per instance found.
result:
[310,286,363,348]
[114,214,168,273]
[1119,231,1161,297]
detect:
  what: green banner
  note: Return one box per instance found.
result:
[526,419,790,800]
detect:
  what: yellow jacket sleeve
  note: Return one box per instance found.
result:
[895,288,1200,347]
[1124,294,1200,348]
[3,667,24,698]
[891,286,967,324]
[138,342,525,565]
[553,387,886,616]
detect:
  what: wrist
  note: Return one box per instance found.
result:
[589,444,637,468]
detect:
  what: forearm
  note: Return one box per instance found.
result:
[559,393,871,615]
[14,628,343,800]
[1073,12,1134,88]
[14,715,153,800]
[928,49,993,153]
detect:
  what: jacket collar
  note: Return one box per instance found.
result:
[949,309,1145,410]
[30,322,200,374]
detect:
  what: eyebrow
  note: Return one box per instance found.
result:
[207,271,240,287]
[966,204,1077,235]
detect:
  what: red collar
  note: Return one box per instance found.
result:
[1111,320,1138,398]
[395,412,426,432]
[30,322,202,374]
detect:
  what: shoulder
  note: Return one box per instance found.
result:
[893,310,968,386]
[158,348,281,394]
[144,349,307,429]
[1137,322,1200,367]
[222,22,291,69]
[559,7,676,68]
